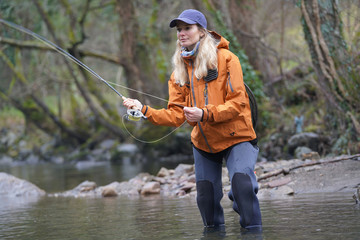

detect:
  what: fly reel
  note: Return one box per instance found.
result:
[126,108,146,121]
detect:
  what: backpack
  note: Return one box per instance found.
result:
[244,83,258,130]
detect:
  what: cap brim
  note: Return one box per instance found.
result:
[169,18,197,28]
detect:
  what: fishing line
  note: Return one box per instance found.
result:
[0,18,187,143]
[121,115,187,144]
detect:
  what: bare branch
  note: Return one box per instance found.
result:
[0,37,122,65]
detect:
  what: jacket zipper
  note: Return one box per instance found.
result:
[190,61,197,107]
[189,61,213,153]
[227,72,234,93]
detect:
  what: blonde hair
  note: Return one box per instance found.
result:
[172,27,218,86]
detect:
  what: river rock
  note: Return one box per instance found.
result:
[0,155,13,164]
[99,139,115,150]
[257,185,294,199]
[116,143,138,154]
[157,167,170,177]
[187,174,196,183]
[0,172,46,197]
[51,181,98,198]
[76,181,97,192]
[295,146,312,159]
[50,156,65,164]
[174,164,194,176]
[180,182,196,192]
[267,177,292,188]
[288,132,329,155]
[117,181,142,195]
[301,151,320,160]
[101,186,118,197]
[0,130,17,146]
[141,181,161,195]
[353,187,359,204]
[25,154,40,164]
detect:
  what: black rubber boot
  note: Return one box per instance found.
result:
[231,173,262,230]
[196,180,215,227]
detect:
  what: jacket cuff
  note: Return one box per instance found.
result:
[201,107,209,122]
[141,105,148,116]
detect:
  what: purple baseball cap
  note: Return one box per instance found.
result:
[169,9,207,29]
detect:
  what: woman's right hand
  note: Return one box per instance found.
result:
[123,97,143,110]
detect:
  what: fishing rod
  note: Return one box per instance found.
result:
[0,18,146,121]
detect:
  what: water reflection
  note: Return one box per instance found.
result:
[0,159,192,193]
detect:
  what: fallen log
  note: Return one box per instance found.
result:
[257,154,360,181]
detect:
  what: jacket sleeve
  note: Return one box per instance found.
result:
[141,77,188,127]
[202,52,249,123]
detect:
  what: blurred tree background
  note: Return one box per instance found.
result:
[0,0,359,161]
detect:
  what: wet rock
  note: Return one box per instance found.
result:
[174,164,194,176]
[101,186,118,197]
[99,139,115,150]
[267,177,292,188]
[116,143,138,154]
[157,167,170,178]
[50,156,64,164]
[0,130,17,146]
[0,155,13,164]
[0,172,46,197]
[258,185,294,199]
[301,151,320,160]
[76,181,97,192]
[141,181,161,195]
[353,187,359,204]
[105,181,141,196]
[187,174,196,183]
[25,154,40,164]
[277,185,294,195]
[51,181,97,198]
[177,190,187,197]
[288,132,329,155]
[295,146,312,159]
[136,172,153,182]
[180,182,196,192]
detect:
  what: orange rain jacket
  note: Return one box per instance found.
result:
[141,32,256,153]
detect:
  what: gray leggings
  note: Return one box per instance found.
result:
[193,141,262,229]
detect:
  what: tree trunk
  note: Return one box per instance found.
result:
[32,0,127,141]
[115,0,145,103]
[300,0,360,136]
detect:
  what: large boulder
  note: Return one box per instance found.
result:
[288,132,330,155]
[0,172,46,197]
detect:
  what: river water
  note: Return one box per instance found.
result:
[1,163,359,240]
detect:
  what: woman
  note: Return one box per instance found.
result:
[123,9,262,232]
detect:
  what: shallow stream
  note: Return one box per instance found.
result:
[0,163,359,239]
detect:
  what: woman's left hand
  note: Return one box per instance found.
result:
[184,107,203,122]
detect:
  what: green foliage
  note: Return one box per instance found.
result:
[0,106,24,121]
